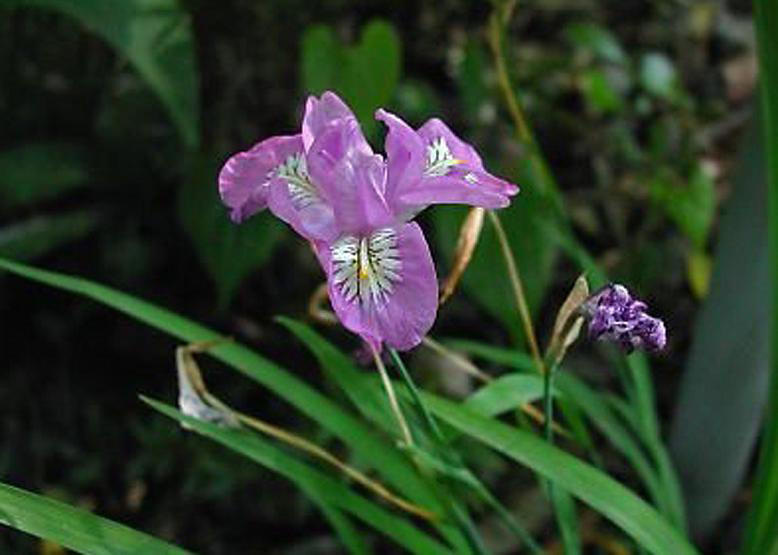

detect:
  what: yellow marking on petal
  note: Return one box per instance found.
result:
[452,159,467,165]
[358,238,370,279]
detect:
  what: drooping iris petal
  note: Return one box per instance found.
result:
[302,91,371,154]
[307,118,394,235]
[315,222,438,351]
[376,110,518,217]
[218,135,302,223]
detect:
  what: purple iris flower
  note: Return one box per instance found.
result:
[218,91,518,351]
[580,283,666,353]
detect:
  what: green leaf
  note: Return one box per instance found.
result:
[432,194,558,342]
[465,374,546,417]
[739,2,778,550]
[580,68,624,113]
[444,338,535,372]
[0,211,100,261]
[556,374,666,518]
[422,394,699,555]
[300,20,401,138]
[639,52,680,102]
[564,22,627,64]
[0,142,89,209]
[144,398,446,555]
[300,25,340,95]
[669,119,769,539]
[0,481,188,554]
[449,338,686,530]
[4,0,200,148]
[651,163,716,248]
[178,153,285,308]
[0,257,467,551]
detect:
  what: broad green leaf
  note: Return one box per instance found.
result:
[300,20,401,138]
[432,195,557,342]
[0,481,188,554]
[465,374,546,417]
[3,0,200,148]
[740,2,778,550]
[564,22,627,64]
[300,25,340,96]
[0,257,467,551]
[178,153,285,308]
[670,120,769,539]
[0,143,89,209]
[145,398,446,555]
[651,163,716,248]
[422,394,699,555]
[0,211,100,260]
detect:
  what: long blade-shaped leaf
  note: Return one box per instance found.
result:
[0,482,188,554]
[145,398,447,555]
[742,1,778,552]
[0,257,466,550]
[422,394,698,555]
[669,117,768,538]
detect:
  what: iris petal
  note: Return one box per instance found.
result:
[376,110,519,218]
[317,222,438,351]
[217,135,302,223]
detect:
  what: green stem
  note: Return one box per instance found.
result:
[544,365,554,443]
[389,348,542,554]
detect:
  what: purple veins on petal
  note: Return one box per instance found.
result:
[375,109,519,217]
[581,283,667,353]
[218,135,303,223]
[315,222,438,352]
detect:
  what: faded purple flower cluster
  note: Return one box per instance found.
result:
[218,92,518,351]
[580,284,666,353]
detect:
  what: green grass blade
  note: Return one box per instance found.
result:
[742,1,778,552]
[465,374,546,417]
[144,398,448,555]
[0,482,189,555]
[422,394,699,555]
[452,338,686,531]
[314,501,370,555]
[277,318,473,553]
[556,374,666,517]
[0,257,464,550]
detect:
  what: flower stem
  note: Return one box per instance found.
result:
[488,210,546,375]
[389,348,542,554]
[388,349,443,441]
[372,346,414,447]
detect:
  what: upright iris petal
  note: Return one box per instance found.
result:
[376,109,518,219]
[219,91,519,351]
